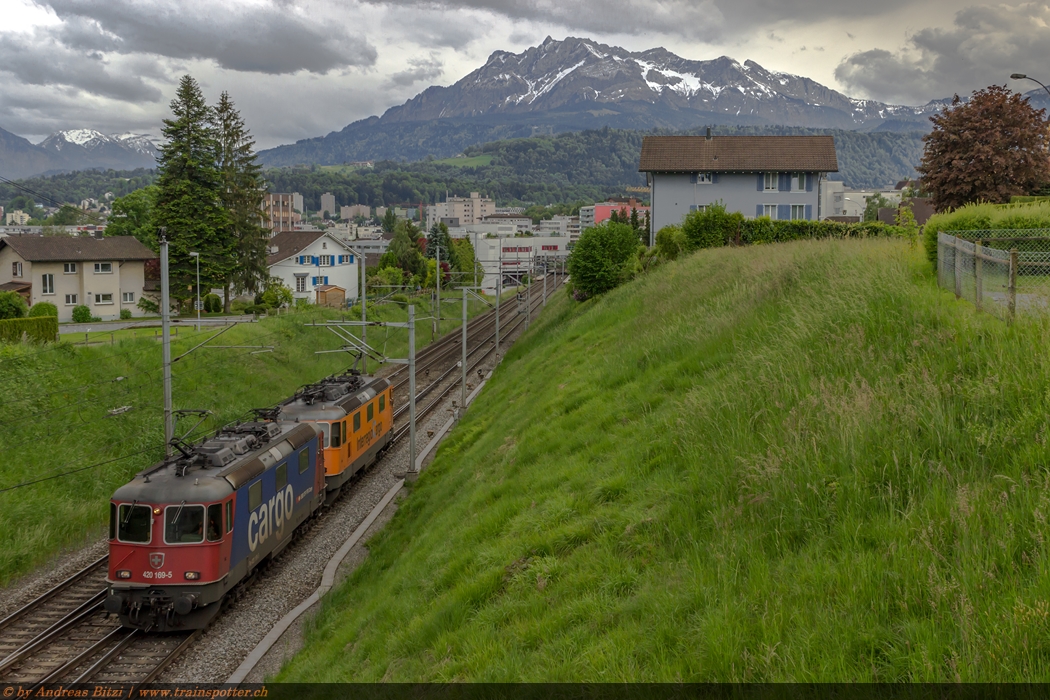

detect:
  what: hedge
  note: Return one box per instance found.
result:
[922,201,1050,265]
[682,204,905,252]
[0,316,58,343]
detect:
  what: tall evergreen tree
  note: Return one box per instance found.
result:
[426,222,453,259]
[154,75,230,306]
[215,91,269,311]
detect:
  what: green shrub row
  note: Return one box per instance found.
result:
[0,316,58,343]
[922,201,1050,264]
[680,204,908,252]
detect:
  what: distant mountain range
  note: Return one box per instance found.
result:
[259,36,965,167]
[0,128,157,180]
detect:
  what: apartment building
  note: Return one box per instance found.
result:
[263,193,304,233]
[320,192,337,218]
[426,192,495,229]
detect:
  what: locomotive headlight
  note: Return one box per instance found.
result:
[184,571,200,580]
[153,507,161,515]
[116,570,132,579]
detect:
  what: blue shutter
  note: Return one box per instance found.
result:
[756,204,763,218]
[779,173,789,192]
[324,276,329,285]
[337,255,343,264]
[777,204,790,221]
[349,255,354,264]
[757,174,764,191]
[805,173,813,192]
[805,204,812,220]
[312,256,319,266]
[712,173,719,183]
[689,174,698,184]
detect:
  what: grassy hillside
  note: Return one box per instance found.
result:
[0,300,491,585]
[280,238,1050,681]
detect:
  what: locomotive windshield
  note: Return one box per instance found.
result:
[117,504,152,543]
[165,504,205,544]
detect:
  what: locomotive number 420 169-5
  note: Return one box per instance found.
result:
[142,570,173,579]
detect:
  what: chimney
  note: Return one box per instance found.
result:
[705,127,712,141]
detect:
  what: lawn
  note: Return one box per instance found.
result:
[0,296,494,585]
[278,238,1050,681]
[431,155,495,167]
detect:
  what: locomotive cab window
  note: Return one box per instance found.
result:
[249,481,262,511]
[225,500,233,533]
[353,412,361,432]
[276,463,287,491]
[298,449,309,474]
[207,504,223,542]
[117,503,152,543]
[109,503,116,539]
[165,504,205,544]
[331,421,341,448]
[367,403,374,422]
[379,394,385,412]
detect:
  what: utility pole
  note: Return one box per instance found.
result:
[408,305,416,470]
[495,244,501,362]
[526,252,531,330]
[542,261,547,306]
[435,244,441,339]
[160,229,173,457]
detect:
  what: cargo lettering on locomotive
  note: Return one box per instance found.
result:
[248,484,294,552]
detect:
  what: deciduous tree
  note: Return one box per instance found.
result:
[106,186,159,249]
[566,221,639,299]
[918,85,1050,211]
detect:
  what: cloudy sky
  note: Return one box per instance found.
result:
[2,0,1046,149]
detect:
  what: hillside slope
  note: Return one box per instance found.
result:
[280,239,1050,681]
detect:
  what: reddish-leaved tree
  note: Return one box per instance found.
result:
[918,85,1050,211]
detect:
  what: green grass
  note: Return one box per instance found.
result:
[0,297,493,585]
[431,155,494,167]
[278,238,1050,681]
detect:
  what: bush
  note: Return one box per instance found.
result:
[203,293,222,313]
[27,301,58,318]
[119,308,132,320]
[389,294,409,309]
[567,221,640,299]
[654,225,688,260]
[922,201,1050,265]
[137,297,159,314]
[0,316,58,343]
[682,204,744,249]
[71,305,92,323]
[243,304,269,315]
[0,291,27,320]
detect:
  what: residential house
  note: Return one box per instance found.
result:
[0,234,156,321]
[639,133,839,238]
[267,230,359,304]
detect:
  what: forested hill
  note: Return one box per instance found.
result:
[1,128,924,212]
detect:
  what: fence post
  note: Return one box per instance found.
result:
[974,239,983,312]
[954,237,962,299]
[1009,248,1018,321]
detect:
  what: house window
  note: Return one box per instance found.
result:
[790,205,806,220]
[763,205,778,219]
[322,242,327,249]
[41,274,54,295]
[11,262,22,278]
[122,292,134,303]
[63,263,77,274]
[311,276,329,286]
[696,172,713,184]
[689,205,708,213]
[796,173,808,191]
[64,294,78,305]
[94,293,114,304]
[319,255,332,266]
[94,262,112,274]
[763,173,779,191]
[296,277,307,293]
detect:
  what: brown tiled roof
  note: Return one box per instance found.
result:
[0,281,31,292]
[639,136,839,173]
[0,235,156,262]
[266,230,327,266]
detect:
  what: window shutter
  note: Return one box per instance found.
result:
[312,256,318,266]
[805,204,812,220]
[777,204,790,221]
[779,174,789,192]
[712,173,719,184]
[756,204,763,217]
[349,255,354,264]
[337,255,342,264]
[324,276,329,285]
[805,174,813,192]
[689,174,697,184]
[757,174,764,191]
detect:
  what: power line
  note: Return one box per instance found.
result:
[0,447,158,494]
[0,173,64,209]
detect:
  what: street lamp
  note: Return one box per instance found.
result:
[1011,74,1050,99]
[843,197,862,219]
[189,251,200,332]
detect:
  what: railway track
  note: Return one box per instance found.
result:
[0,275,560,685]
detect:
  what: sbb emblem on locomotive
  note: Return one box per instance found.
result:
[104,371,393,631]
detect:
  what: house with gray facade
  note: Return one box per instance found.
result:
[639,134,839,242]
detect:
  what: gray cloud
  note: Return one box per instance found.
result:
[835,2,1050,104]
[36,0,378,74]
[0,27,162,101]
[384,56,444,87]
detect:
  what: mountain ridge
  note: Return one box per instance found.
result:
[0,127,157,180]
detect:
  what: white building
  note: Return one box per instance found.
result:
[463,233,570,295]
[537,215,580,237]
[822,180,845,218]
[481,214,532,233]
[426,192,495,230]
[5,210,30,226]
[267,230,359,304]
[841,189,903,218]
[341,204,370,220]
[0,234,155,322]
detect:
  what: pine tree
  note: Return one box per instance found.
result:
[215,91,269,311]
[426,222,453,259]
[154,75,230,306]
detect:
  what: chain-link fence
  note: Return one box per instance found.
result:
[938,230,1050,320]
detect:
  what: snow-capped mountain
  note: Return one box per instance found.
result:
[380,36,940,130]
[38,129,159,167]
